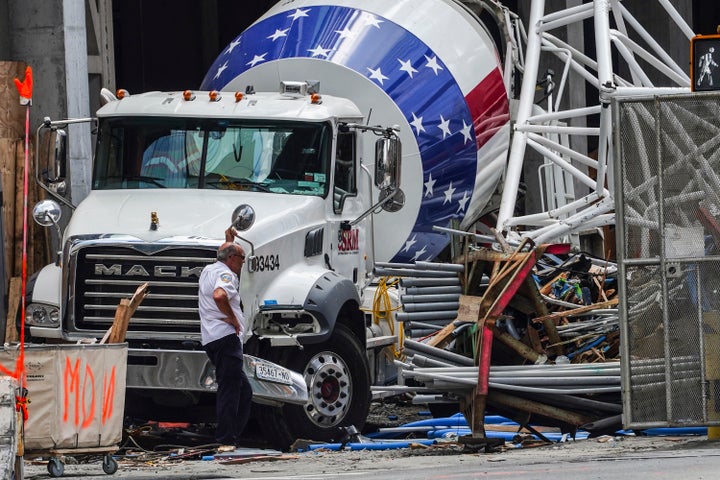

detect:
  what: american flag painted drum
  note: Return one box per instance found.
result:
[201,0,510,263]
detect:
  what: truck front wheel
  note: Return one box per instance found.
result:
[259,323,370,449]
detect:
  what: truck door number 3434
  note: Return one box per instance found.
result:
[250,254,280,272]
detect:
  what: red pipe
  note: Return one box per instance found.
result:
[477,325,493,395]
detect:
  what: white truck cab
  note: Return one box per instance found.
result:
[27,83,403,448]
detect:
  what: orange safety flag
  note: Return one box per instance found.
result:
[13,65,33,105]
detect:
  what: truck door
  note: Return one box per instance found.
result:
[329,130,369,288]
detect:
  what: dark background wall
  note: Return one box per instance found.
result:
[113,0,276,93]
[113,1,720,93]
[694,3,720,35]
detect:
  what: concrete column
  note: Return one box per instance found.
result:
[0,1,10,59]
[63,0,92,203]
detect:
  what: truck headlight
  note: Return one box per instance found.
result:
[24,303,60,327]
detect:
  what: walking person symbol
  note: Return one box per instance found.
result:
[698,47,718,87]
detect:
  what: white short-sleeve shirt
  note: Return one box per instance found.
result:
[198,260,245,345]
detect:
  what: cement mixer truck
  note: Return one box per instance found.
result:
[24,0,511,447]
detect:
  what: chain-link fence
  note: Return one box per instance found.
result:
[615,92,720,428]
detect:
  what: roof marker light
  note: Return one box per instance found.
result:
[311,93,322,104]
[116,89,129,99]
[209,90,221,101]
[235,92,244,102]
[183,90,196,101]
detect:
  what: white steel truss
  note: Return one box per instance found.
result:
[492,0,695,246]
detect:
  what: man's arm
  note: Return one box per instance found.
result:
[225,227,237,242]
[213,287,241,335]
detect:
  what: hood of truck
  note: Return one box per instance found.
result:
[67,189,326,244]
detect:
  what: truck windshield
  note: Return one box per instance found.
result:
[92,117,331,196]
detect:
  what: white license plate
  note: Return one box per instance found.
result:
[255,362,292,385]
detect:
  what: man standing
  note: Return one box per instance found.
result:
[198,228,252,446]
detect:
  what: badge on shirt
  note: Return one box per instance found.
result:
[220,273,232,283]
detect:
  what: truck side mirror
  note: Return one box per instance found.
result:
[39,128,68,194]
[374,136,401,190]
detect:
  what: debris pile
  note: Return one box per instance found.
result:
[373,239,622,439]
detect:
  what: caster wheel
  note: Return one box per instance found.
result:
[47,457,64,477]
[102,455,118,475]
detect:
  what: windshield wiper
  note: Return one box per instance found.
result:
[206,177,272,192]
[123,175,166,188]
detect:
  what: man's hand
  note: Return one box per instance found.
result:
[213,287,241,335]
[225,227,238,242]
[230,316,241,335]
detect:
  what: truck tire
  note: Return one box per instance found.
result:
[260,323,370,450]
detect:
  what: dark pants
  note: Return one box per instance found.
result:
[204,333,252,444]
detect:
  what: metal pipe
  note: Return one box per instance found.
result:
[374,267,458,278]
[490,362,620,371]
[499,317,521,340]
[406,329,440,338]
[375,261,465,273]
[395,311,458,322]
[540,1,593,24]
[531,393,623,414]
[409,368,622,379]
[414,261,465,272]
[487,390,595,426]
[408,372,621,385]
[401,294,461,303]
[406,318,460,327]
[411,394,456,405]
[412,372,478,387]
[489,376,620,386]
[370,385,442,393]
[496,0,545,230]
[491,326,544,364]
[408,354,457,368]
[404,339,475,366]
[403,302,460,312]
[404,285,462,295]
[581,414,623,432]
[405,321,450,331]
[489,382,621,395]
[400,277,461,287]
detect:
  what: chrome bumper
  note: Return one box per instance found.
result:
[126,348,308,406]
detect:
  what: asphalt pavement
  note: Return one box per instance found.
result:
[17,434,720,480]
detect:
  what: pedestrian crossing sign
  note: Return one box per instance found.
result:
[691,34,720,92]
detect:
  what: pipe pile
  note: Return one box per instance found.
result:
[375,261,465,338]
[372,247,623,437]
[398,356,621,396]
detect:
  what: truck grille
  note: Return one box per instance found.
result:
[73,246,216,333]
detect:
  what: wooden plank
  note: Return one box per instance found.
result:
[127,282,149,313]
[106,301,129,344]
[532,297,619,324]
[99,325,113,345]
[0,139,16,282]
[427,295,483,349]
[521,274,563,356]
[4,276,20,342]
[105,282,149,344]
[218,454,299,465]
[538,272,566,296]
[455,294,483,323]
[13,141,23,277]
